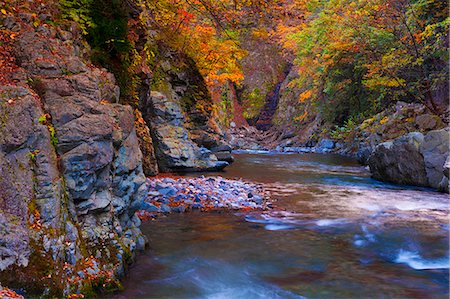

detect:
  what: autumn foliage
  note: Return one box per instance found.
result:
[141,0,448,124]
[275,0,449,123]
[57,0,449,123]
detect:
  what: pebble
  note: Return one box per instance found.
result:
[160,204,172,213]
[140,176,270,215]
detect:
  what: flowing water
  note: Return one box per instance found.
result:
[111,153,449,299]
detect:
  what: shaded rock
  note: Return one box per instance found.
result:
[141,202,160,212]
[368,133,428,187]
[317,139,335,150]
[356,144,373,165]
[160,205,172,213]
[158,187,177,197]
[420,128,449,190]
[415,114,441,131]
[140,91,228,172]
[214,151,234,163]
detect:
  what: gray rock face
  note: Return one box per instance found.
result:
[140,91,228,172]
[0,20,147,294]
[0,86,64,273]
[439,156,450,193]
[369,132,429,187]
[420,128,449,190]
[317,139,335,150]
[369,129,449,191]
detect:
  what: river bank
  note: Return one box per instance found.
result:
[229,119,449,193]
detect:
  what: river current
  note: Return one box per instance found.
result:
[111,153,449,299]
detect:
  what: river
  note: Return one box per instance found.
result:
[111,153,449,299]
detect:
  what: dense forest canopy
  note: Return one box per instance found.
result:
[5,0,447,125]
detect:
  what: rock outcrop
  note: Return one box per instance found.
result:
[368,132,429,187]
[368,129,449,191]
[140,91,228,172]
[420,129,449,191]
[0,12,147,296]
[338,101,446,164]
[140,43,233,165]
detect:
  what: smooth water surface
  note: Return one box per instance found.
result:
[111,153,449,299]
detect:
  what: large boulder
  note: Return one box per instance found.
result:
[420,128,449,190]
[368,132,428,187]
[368,129,449,191]
[140,91,228,172]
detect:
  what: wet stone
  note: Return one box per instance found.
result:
[139,176,269,218]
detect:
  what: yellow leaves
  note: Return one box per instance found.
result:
[252,27,269,39]
[1,9,7,15]
[363,75,404,89]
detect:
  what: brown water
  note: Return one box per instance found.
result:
[111,153,449,299]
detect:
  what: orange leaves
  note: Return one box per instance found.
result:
[146,0,249,85]
[178,8,194,24]
[298,90,313,103]
[294,110,309,123]
[0,288,24,299]
[68,294,85,299]
[30,210,42,230]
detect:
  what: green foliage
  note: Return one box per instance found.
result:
[60,0,135,104]
[218,84,233,127]
[330,117,358,140]
[27,150,40,163]
[38,114,58,147]
[242,87,265,119]
[38,114,46,123]
[284,0,448,126]
[60,0,94,35]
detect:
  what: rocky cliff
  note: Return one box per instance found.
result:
[139,43,233,169]
[0,1,237,295]
[0,7,147,296]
